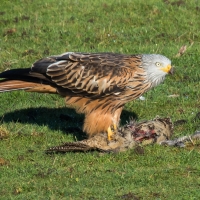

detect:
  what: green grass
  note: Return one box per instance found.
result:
[1,0,200,199]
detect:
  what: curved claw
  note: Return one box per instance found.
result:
[107,124,117,141]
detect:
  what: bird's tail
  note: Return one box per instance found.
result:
[0,68,57,94]
[0,79,38,92]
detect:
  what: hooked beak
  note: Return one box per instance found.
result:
[160,65,174,75]
[168,65,174,75]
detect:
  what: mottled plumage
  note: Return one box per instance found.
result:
[0,52,173,139]
[46,117,173,153]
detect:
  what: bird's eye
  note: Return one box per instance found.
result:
[155,62,161,67]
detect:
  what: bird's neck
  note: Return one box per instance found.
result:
[145,70,166,88]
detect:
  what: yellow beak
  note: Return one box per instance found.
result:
[160,65,173,74]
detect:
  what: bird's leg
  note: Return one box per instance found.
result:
[107,126,115,141]
[107,107,123,141]
[107,122,119,141]
[113,123,117,131]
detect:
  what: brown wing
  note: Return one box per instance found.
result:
[32,52,143,98]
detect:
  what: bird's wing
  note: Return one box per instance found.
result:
[32,52,143,97]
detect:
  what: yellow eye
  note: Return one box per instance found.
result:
[155,62,161,67]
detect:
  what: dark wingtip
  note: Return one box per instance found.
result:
[0,68,30,79]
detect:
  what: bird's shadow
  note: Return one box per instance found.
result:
[1,107,138,141]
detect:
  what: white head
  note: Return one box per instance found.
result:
[141,54,173,88]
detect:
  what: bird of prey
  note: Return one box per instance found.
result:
[0,52,173,140]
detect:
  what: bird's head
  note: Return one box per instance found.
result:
[141,54,173,87]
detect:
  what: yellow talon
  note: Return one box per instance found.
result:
[113,123,117,131]
[107,126,114,141]
[107,124,117,141]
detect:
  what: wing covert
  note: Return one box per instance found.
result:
[35,52,143,96]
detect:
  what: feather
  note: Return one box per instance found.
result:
[0,52,172,137]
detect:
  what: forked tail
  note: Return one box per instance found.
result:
[0,68,57,94]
